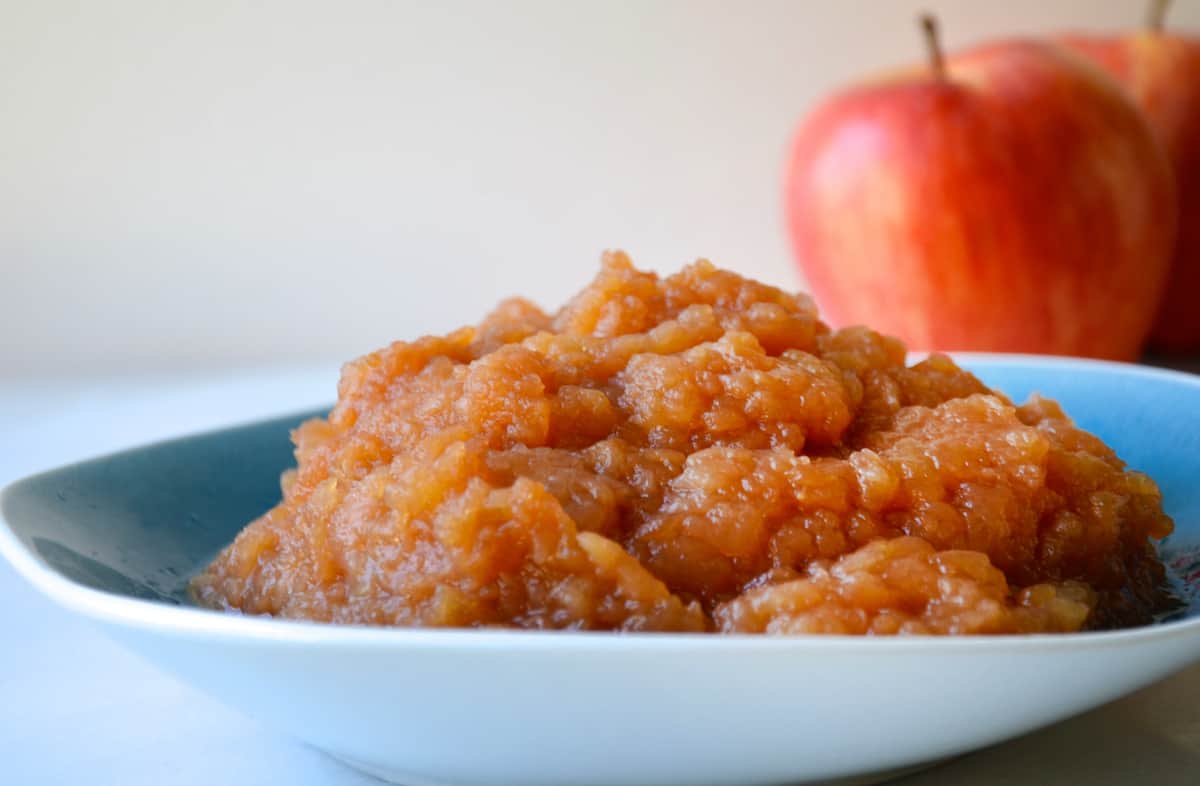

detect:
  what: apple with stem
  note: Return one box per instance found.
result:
[784,15,1177,360]
[1060,0,1200,352]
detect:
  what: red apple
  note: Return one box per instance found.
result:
[784,16,1177,360]
[1060,0,1200,352]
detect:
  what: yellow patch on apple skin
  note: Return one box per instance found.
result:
[1123,36,1199,160]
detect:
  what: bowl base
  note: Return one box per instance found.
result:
[327,750,945,786]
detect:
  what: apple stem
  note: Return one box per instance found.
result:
[919,13,946,81]
[1147,0,1171,32]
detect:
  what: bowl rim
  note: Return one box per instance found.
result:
[3,352,1199,653]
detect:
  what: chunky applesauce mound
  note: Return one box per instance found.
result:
[193,254,1176,634]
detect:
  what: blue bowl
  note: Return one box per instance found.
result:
[2,355,1200,786]
[0,406,324,605]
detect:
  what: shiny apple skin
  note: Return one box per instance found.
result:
[785,40,1177,360]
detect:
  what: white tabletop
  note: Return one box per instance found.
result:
[2,368,1198,785]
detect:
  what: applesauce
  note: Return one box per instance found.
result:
[193,254,1177,634]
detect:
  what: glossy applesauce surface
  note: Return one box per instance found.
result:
[193,255,1176,634]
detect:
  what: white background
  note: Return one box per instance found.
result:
[4,0,1199,378]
